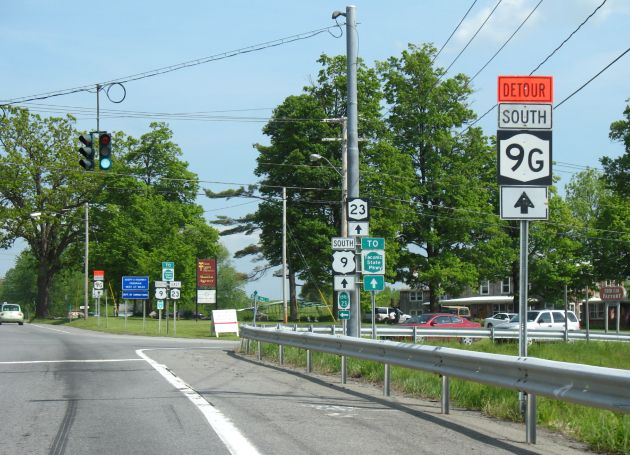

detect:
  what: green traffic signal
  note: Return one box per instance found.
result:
[98,133,112,170]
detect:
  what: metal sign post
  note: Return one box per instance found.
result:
[371,291,376,340]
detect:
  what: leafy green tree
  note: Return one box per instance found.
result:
[0,107,102,317]
[378,43,499,311]
[602,104,630,195]
[0,250,37,312]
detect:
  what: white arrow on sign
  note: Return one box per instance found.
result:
[332,251,356,274]
[334,275,355,291]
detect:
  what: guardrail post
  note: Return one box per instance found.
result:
[331,324,336,335]
[257,341,262,361]
[413,326,417,344]
[306,325,313,373]
[384,364,391,396]
[490,327,495,343]
[441,375,450,414]
[279,345,284,365]
[341,355,347,384]
[526,393,537,444]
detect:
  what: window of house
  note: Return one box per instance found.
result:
[589,303,604,319]
[480,281,490,295]
[501,278,511,294]
[409,292,418,301]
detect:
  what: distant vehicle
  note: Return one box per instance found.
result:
[497,310,580,331]
[0,303,24,325]
[484,312,517,328]
[401,313,481,344]
[366,307,411,324]
[440,305,471,318]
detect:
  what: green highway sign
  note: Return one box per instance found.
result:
[257,296,270,302]
[337,291,350,310]
[363,275,385,291]
[338,309,350,320]
[361,237,385,250]
[362,250,385,275]
[162,261,175,281]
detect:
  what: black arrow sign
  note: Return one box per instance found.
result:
[341,278,348,288]
[514,192,535,214]
[354,224,363,235]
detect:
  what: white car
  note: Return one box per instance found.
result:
[0,303,24,325]
[497,310,580,331]
[483,312,516,328]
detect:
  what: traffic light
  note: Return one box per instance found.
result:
[98,133,112,170]
[78,134,94,171]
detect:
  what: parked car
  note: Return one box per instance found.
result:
[497,310,580,331]
[440,305,471,318]
[0,303,24,325]
[366,307,411,324]
[483,312,517,328]
[401,313,481,344]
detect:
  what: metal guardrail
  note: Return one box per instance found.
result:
[258,323,630,343]
[242,325,630,444]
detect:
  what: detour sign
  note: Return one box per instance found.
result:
[498,76,553,103]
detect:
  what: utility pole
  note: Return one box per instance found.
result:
[84,202,89,319]
[282,187,288,323]
[345,5,360,337]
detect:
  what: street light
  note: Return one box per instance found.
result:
[310,153,347,238]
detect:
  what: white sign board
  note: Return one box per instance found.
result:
[347,198,369,220]
[197,289,216,304]
[211,309,239,337]
[169,288,181,300]
[497,130,552,186]
[499,103,552,129]
[155,288,167,299]
[169,281,181,288]
[331,237,356,250]
[332,250,356,274]
[92,289,103,298]
[154,281,167,288]
[334,275,355,291]
[348,221,369,237]
[500,186,548,220]
[93,280,104,290]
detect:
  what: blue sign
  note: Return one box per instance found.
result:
[122,276,149,291]
[122,290,149,300]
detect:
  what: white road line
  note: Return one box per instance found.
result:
[29,324,73,334]
[0,359,143,365]
[137,349,262,455]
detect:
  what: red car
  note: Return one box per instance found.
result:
[401,313,481,344]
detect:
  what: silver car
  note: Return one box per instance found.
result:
[0,303,24,325]
[483,312,516,328]
[498,310,580,331]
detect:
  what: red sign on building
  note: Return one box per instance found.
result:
[197,259,217,289]
[498,76,553,103]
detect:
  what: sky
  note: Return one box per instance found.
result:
[1,0,628,300]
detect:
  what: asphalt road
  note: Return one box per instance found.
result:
[0,323,594,455]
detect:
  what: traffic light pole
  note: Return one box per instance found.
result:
[84,202,89,319]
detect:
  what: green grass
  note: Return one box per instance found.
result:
[254,339,630,455]
[32,315,240,341]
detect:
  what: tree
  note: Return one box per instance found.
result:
[602,103,630,195]
[0,107,102,317]
[378,43,499,311]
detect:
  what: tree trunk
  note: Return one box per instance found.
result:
[289,271,298,321]
[35,261,55,318]
[429,286,438,312]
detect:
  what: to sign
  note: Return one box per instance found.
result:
[362,250,385,275]
[332,251,356,274]
[162,261,175,281]
[497,130,552,185]
[347,198,369,221]
[337,291,350,310]
[155,288,167,299]
[361,237,384,250]
[498,76,553,103]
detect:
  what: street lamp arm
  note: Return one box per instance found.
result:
[309,153,343,178]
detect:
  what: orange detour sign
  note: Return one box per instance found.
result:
[498,76,553,103]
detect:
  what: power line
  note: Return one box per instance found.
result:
[0,24,343,106]
[433,0,479,63]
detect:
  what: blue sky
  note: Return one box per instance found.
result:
[1,0,628,299]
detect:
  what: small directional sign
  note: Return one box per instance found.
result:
[332,250,356,274]
[154,281,167,288]
[338,309,350,320]
[337,291,350,310]
[156,300,164,310]
[500,186,548,220]
[169,281,181,288]
[363,275,385,291]
[162,261,175,281]
[499,103,552,129]
[334,275,355,291]
[92,289,103,298]
[348,221,369,237]
[347,198,369,221]
[361,237,384,250]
